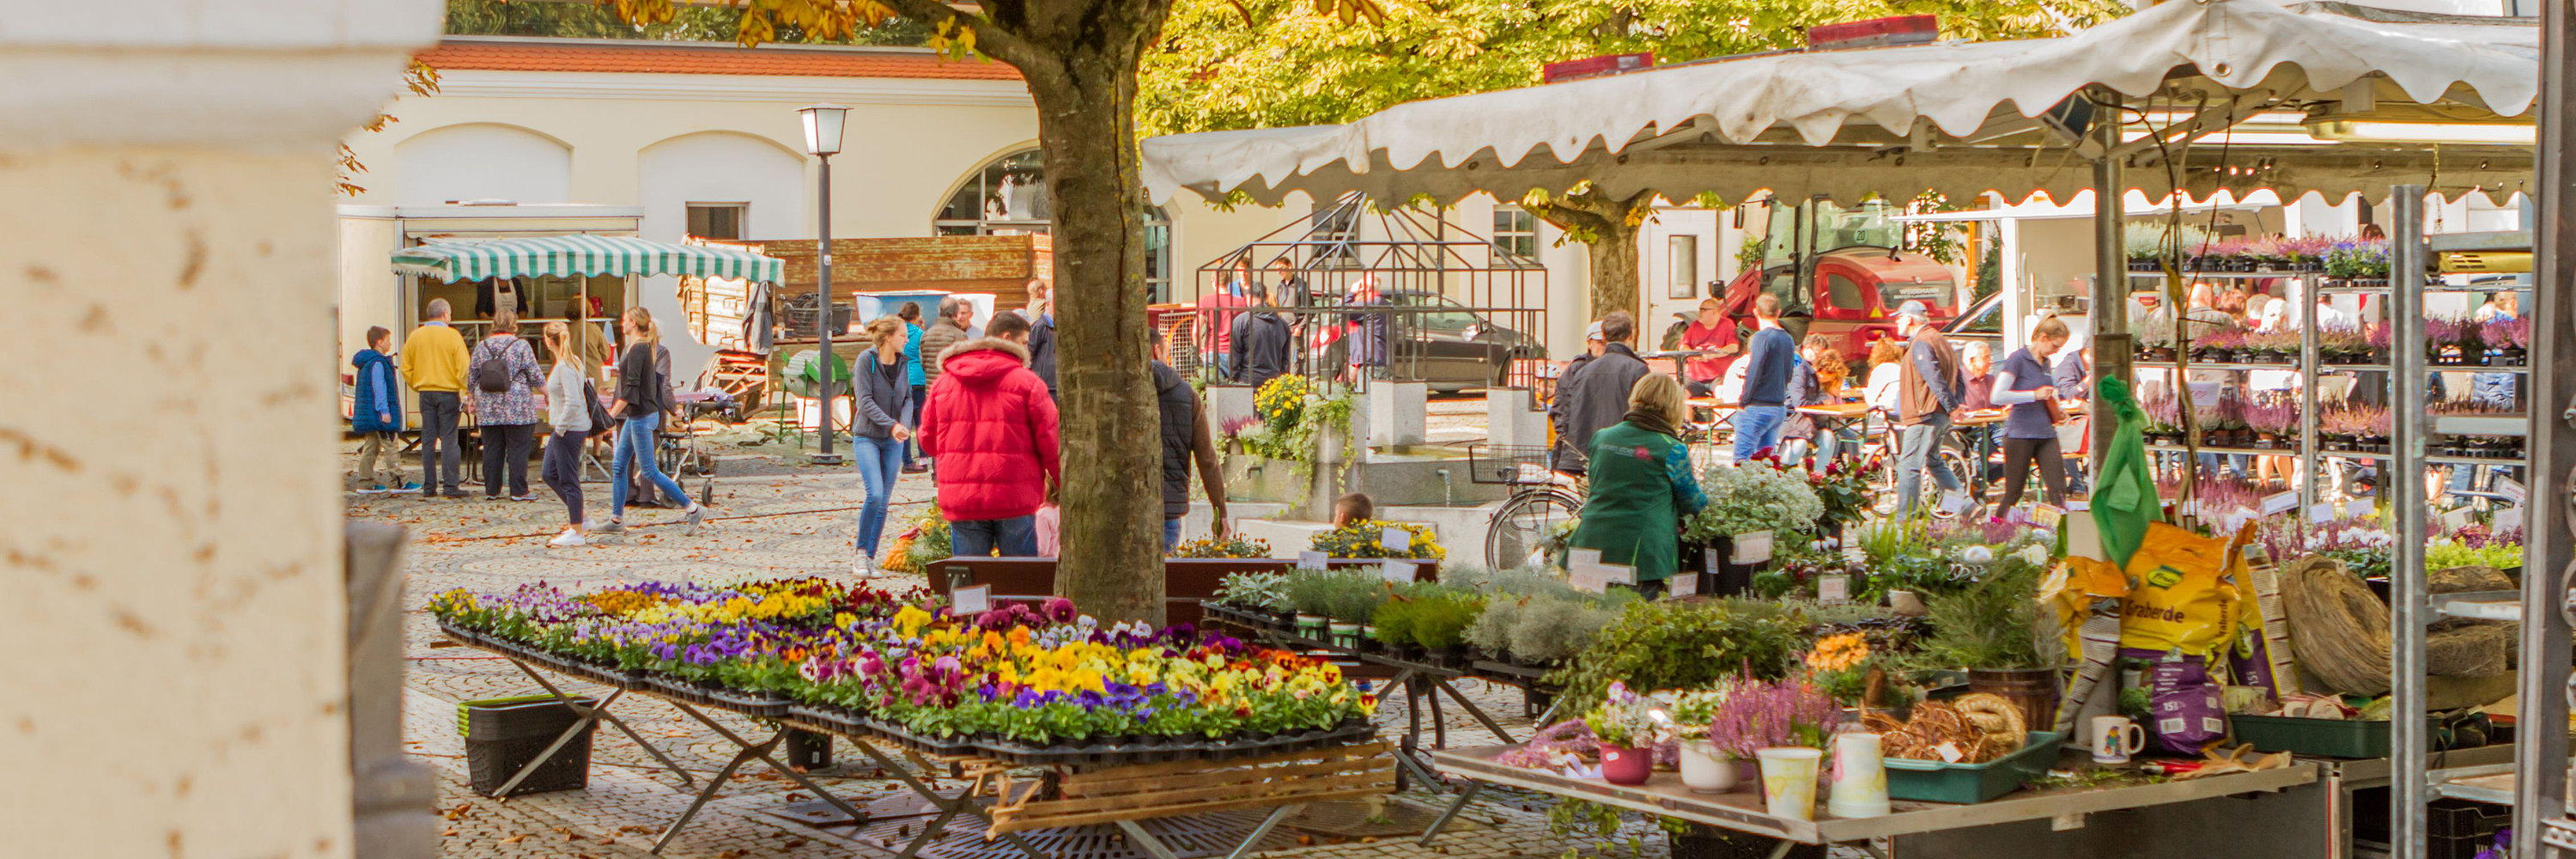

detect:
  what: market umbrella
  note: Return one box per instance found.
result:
[2087,375,2162,569]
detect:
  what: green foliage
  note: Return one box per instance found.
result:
[1370,599,1420,647]
[1546,600,1801,713]
[903,504,953,572]
[1908,560,2058,671]
[2426,539,2523,570]
[1214,570,1293,612]
[1684,462,1826,543]
[443,0,935,45]
[1310,520,1445,560]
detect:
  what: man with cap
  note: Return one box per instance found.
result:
[1550,313,1646,478]
[1893,300,1966,516]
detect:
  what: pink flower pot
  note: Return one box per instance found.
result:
[1600,744,1654,785]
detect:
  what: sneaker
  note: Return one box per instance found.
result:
[549,530,587,547]
[853,552,878,576]
[592,521,627,534]
[683,505,706,536]
[511,494,537,503]
[358,484,390,495]
[392,481,422,493]
[901,463,927,474]
[442,489,469,500]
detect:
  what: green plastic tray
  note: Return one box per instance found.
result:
[1882,731,2063,804]
[2228,714,2428,758]
[457,693,576,738]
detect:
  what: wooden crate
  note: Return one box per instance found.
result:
[986,741,1394,836]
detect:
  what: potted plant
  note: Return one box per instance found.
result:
[2284,235,2331,271]
[1583,682,1666,785]
[1909,561,2063,732]
[1408,592,1485,667]
[1667,685,1741,793]
[2140,392,2181,445]
[1370,598,1422,661]
[2485,316,2527,366]
[2136,325,2177,362]
[2244,398,2298,450]
[1705,677,1841,821]
[1309,519,1444,563]
[1212,570,1291,630]
[2188,326,2240,363]
[1283,570,1344,639]
[1684,461,1826,595]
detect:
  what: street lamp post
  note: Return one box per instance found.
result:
[799,104,849,465]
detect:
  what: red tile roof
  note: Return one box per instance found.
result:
[417,40,1023,82]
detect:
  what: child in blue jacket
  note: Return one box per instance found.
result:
[351,326,416,493]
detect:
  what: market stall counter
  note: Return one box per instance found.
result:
[1423,745,2319,857]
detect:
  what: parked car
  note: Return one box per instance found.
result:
[1313,289,1538,393]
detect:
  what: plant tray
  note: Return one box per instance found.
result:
[1882,731,2063,804]
[641,674,790,718]
[783,703,874,738]
[2228,714,2431,758]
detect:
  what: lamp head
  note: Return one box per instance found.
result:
[797,104,849,155]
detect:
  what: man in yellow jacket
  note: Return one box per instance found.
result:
[400,298,471,498]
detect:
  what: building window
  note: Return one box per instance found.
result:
[1492,205,1540,267]
[932,149,1170,296]
[686,203,746,241]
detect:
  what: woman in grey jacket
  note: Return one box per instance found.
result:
[538,321,594,546]
[852,316,915,573]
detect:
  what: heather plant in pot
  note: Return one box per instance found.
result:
[2426,318,2473,365]
[2243,398,2299,449]
[2485,316,2529,364]
[2136,325,2177,362]
[2318,324,2368,364]
[2188,326,2242,363]
[2140,391,2182,444]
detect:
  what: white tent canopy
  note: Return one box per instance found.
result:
[1143,1,2538,208]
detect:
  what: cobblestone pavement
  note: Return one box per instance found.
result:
[368,439,1691,859]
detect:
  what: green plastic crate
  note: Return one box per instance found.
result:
[457,693,576,738]
[1882,731,2063,804]
[2229,714,2432,758]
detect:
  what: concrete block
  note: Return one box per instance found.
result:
[1368,381,1429,448]
[1207,383,1257,432]
[1486,387,1546,449]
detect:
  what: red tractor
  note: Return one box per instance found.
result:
[1699,198,1960,375]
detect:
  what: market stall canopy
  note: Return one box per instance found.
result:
[1143,1,2538,208]
[391,235,785,284]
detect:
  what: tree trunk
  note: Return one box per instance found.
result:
[1023,50,1168,625]
[1581,221,1642,319]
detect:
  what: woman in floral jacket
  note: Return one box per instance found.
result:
[468,308,546,501]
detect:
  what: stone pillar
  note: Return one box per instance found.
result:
[1366,381,1427,448]
[1485,387,1547,450]
[0,4,440,859]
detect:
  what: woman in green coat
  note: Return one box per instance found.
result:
[1567,373,1708,594]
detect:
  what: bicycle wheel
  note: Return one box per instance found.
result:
[1485,487,1584,570]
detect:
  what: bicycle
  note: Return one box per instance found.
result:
[1467,443,1586,570]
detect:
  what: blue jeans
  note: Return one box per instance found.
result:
[903,385,925,466]
[1734,405,1787,463]
[1164,517,1183,551]
[1896,413,1964,516]
[610,412,690,519]
[852,436,904,555]
[951,515,1036,557]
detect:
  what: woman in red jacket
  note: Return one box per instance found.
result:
[918,311,1061,557]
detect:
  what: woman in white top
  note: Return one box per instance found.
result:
[538,321,594,546]
[1863,338,1905,414]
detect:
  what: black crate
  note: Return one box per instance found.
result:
[2427,799,2511,859]
[1668,825,1825,859]
[462,697,597,797]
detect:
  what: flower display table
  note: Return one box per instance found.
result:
[1419,745,2319,857]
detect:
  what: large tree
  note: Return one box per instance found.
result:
[612,0,1376,625]
[1139,0,2124,316]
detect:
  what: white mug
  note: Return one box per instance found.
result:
[2092,716,2146,764]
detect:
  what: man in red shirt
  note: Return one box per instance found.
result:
[1195,261,1254,376]
[1679,298,1741,396]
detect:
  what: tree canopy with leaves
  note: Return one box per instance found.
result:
[1139,0,2124,314]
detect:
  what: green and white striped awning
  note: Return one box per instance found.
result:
[390,235,783,284]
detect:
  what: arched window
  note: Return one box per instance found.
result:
[934,147,1174,300]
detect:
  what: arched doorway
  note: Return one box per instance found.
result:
[933,147,1174,300]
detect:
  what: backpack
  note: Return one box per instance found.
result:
[476,341,513,393]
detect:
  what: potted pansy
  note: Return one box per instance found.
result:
[1582,682,1668,786]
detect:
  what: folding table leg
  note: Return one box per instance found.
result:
[1417,782,1481,846]
[1433,678,1518,744]
[652,732,770,854]
[664,703,869,826]
[1222,803,1303,859]
[1114,819,1184,859]
[502,658,695,788]
[844,736,1047,859]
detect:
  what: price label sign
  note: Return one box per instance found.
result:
[1568,548,1634,594]
[2260,490,2300,515]
[2500,478,2527,505]
[2307,503,2337,524]
[1379,525,1412,553]
[2029,504,2065,529]
[1818,574,1851,605]
[951,584,993,615]
[2346,498,2375,519]
[1668,574,1702,597]
[1297,551,1327,571]
[1728,531,1775,565]
[2440,507,2475,532]
[2496,505,2525,533]
[1379,559,1414,584]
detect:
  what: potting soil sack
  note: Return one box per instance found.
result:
[2116,521,2244,657]
[2127,650,2228,756]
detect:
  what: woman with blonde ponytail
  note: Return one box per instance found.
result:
[598,308,704,536]
[538,321,592,545]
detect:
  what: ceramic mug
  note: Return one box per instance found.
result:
[2092,716,2146,764]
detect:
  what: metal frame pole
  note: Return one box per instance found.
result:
[2524,0,2576,852]
[2390,185,2429,859]
[812,152,843,465]
[2092,101,2129,480]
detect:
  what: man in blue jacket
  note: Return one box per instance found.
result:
[349,326,416,493]
[1733,293,1795,462]
[898,302,928,473]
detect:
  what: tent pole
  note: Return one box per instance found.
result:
[2090,102,2128,484]
[2516,0,2575,850]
